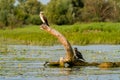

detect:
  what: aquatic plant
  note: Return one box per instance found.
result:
[0,23,120,45]
[0,45,9,55]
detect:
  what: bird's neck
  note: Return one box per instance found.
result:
[75,50,77,52]
[40,14,43,17]
[40,14,45,23]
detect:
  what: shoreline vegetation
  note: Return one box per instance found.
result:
[0,22,120,46]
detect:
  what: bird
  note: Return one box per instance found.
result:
[39,11,49,26]
[74,47,85,61]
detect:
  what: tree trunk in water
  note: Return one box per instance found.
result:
[40,24,120,68]
[40,24,74,64]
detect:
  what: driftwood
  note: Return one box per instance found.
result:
[40,24,120,68]
[40,24,74,66]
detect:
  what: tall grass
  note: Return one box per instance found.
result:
[0,22,120,45]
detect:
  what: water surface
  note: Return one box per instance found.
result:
[0,45,120,80]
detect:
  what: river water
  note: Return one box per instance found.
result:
[0,45,120,80]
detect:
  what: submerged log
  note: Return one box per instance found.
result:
[44,61,120,68]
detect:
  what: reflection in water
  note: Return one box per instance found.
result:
[0,45,120,80]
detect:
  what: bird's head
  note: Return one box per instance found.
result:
[74,47,78,51]
[40,11,44,15]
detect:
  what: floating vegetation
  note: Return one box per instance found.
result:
[0,45,9,55]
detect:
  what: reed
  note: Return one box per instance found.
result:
[0,22,120,45]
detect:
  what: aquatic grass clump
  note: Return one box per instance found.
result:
[63,22,120,45]
[0,25,58,45]
[0,23,120,45]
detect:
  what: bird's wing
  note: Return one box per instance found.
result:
[43,16,49,26]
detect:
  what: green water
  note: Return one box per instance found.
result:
[0,45,120,80]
